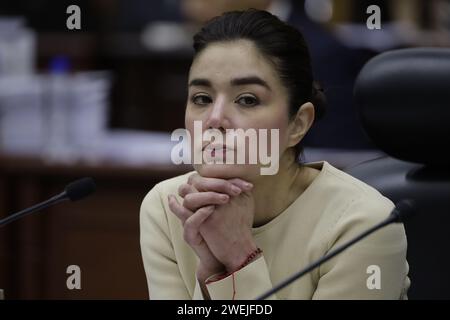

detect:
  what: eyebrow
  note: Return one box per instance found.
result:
[230,76,271,90]
[188,76,271,90]
[188,78,212,87]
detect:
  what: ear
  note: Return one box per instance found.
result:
[287,102,315,148]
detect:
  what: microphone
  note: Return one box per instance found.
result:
[256,199,416,300]
[0,177,96,228]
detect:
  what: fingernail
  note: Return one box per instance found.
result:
[220,194,229,202]
[231,185,241,195]
[245,182,253,189]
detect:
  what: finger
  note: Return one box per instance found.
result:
[227,178,253,191]
[168,194,192,223]
[188,174,242,196]
[183,192,229,212]
[178,183,198,198]
[184,205,215,245]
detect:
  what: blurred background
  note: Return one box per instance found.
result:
[0,0,449,299]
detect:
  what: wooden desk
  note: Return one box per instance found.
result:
[0,155,191,299]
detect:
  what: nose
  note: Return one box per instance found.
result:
[205,95,229,131]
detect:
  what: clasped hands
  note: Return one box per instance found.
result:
[168,173,259,283]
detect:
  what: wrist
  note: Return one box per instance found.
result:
[224,240,260,273]
[196,263,226,283]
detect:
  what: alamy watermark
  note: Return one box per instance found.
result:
[366,264,381,290]
[366,5,381,30]
[171,121,280,175]
[66,264,81,290]
[66,5,81,30]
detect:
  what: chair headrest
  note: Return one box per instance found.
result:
[354,48,450,166]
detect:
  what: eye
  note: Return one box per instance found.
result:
[191,94,212,106]
[235,94,259,107]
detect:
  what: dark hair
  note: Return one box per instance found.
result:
[192,9,326,161]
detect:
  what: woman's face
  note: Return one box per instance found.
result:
[185,39,297,180]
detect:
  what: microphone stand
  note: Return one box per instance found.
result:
[256,200,414,300]
[0,192,68,227]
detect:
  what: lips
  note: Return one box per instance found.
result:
[202,143,233,152]
[203,143,234,159]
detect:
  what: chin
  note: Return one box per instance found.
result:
[194,163,261,180]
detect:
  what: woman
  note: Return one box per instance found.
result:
[140,9,410,300]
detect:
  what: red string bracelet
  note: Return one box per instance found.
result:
[237,247,263,271]
[204,248,263,295]
[231,248,263,300]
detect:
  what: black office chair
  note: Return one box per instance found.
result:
[345,48,450,299]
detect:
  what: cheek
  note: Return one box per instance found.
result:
[185,112,193,133]
[184,104,193,127]
[185,106,201,133]
[272,115,290,145]
[248,109,290,144]
[230,109,289,162]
